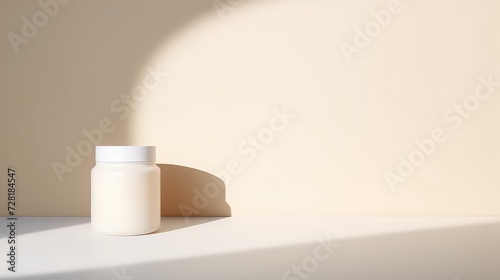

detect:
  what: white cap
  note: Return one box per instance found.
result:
[95,146,156,162]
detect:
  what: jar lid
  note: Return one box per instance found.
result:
[95,146,156,162]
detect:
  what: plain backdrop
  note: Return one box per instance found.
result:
[0,0,499,216]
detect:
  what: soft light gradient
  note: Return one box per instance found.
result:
[0,0,499,216]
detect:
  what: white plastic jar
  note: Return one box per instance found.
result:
[91,146,160,235]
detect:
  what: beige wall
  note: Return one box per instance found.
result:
[1,0,499,216]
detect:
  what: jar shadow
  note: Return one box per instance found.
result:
[157,164,231,218]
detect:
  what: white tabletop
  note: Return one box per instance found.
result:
[1,217,499,280]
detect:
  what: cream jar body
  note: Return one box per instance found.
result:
[91,146,160,236]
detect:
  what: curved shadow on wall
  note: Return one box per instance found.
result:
[4,0,240,219]
[158,164,231,217]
